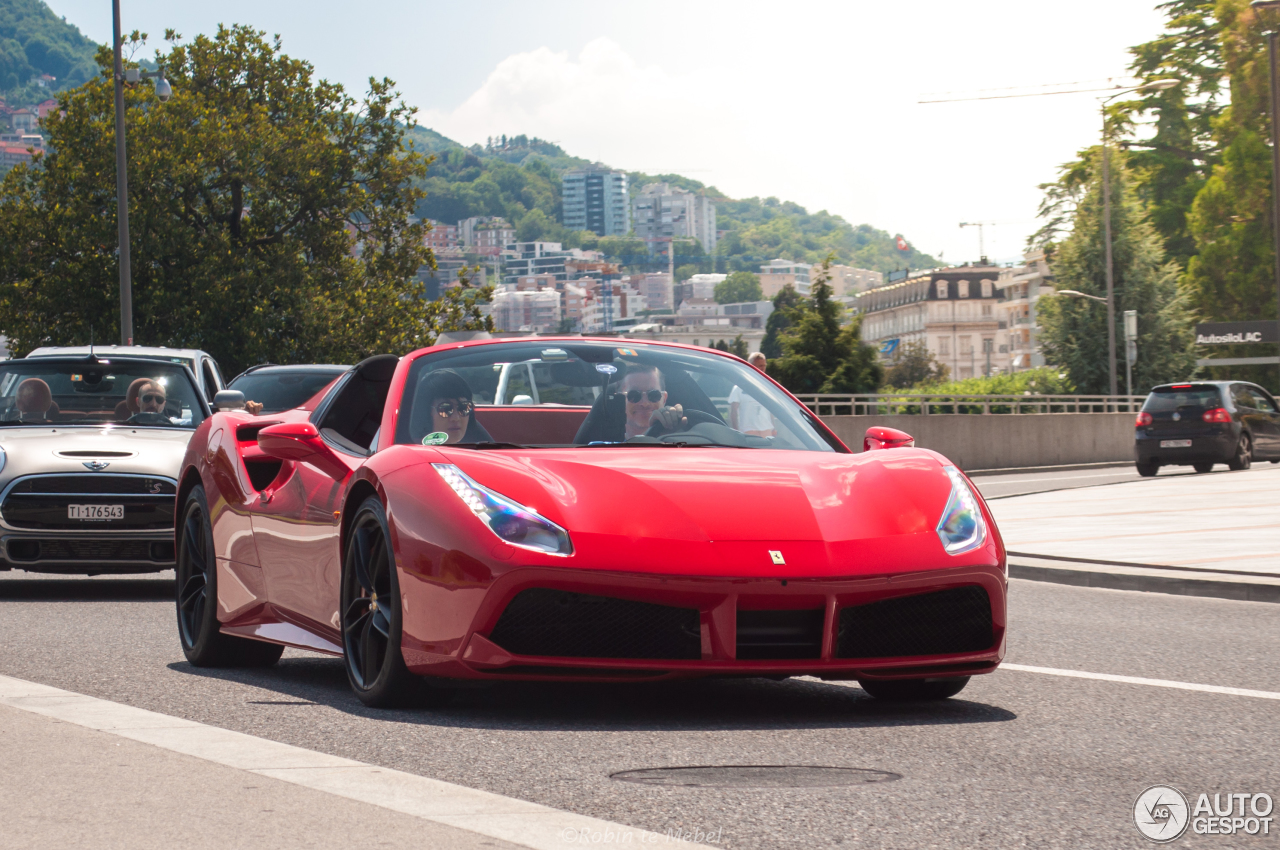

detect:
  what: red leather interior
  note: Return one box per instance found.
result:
[474,406,590,445]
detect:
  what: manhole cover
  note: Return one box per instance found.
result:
[610,765,901,788]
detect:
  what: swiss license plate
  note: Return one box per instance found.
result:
[1160,439,1193,448]
[67,504,124,521]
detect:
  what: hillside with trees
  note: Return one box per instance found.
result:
[0,0,98,104]
[408,130,938,275]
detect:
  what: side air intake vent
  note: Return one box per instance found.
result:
[489,588,701,660]
[837,586,993,659]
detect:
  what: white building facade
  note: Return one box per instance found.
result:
[562,165,630,236]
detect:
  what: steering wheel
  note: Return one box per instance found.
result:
[645,407,723,438]
[126,411,172,425]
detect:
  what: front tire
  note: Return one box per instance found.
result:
[341,496,450,708]
[1136,459,1159,477]
[176,486,283,667]
[1227,434,1252,471]
[859,676,970,701]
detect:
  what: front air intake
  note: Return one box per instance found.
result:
[489,588,701,660]
[836,586,993,659]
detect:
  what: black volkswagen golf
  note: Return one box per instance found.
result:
[1134,381,1280,475]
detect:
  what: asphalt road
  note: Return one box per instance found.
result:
[1,567,1277,849]
[969,463,1204,499]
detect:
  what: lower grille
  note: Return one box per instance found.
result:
[836,586,993,659]
[5,539,171,563]
[489,588,701,660]
[736,609,824,659]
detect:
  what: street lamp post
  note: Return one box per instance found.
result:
[112,0,172,347]
[1099,79,1179,399]
[1124,309,1138,401]
[1249,0,1280,388]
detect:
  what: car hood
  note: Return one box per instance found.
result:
[0,426,193,483]
[409,446,996,578]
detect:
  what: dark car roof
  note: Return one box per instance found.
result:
[1149,381,1269,391]
[228,364,350,384]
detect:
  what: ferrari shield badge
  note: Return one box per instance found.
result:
[422,432,450,446]
[769,550,786,565]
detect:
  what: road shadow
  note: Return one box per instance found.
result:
[170,656,1017,733]
[0,573,174,601]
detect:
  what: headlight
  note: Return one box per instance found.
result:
[936,465,986,555]
[433,463,573,557]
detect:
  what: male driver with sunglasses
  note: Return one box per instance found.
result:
[620,366,686,440]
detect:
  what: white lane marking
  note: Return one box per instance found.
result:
[1001,663,1280,701]
[0,674,708,850]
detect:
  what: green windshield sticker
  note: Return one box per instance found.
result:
[422,431,450,446]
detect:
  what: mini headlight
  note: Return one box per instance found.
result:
[433,463,573,557]
[936,465,986,555]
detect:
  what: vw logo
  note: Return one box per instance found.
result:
[1172,412,1181,422]
[83,461,110,471]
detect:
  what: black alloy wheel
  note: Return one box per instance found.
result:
[858,676,970,701]
[1136,459,1159,478]
[1193,462,1214,474]
[341,496,449,708]
[1227,433,1253,471]
[176,486,283,667]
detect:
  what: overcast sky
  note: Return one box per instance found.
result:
[47,0,1168,266]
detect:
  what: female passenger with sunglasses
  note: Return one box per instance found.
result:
[419,370,486,444]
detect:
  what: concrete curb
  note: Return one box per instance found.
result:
[966,461,1134,477]
[1008,556,1280,604]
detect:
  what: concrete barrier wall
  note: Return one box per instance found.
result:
[819,413,1137,471]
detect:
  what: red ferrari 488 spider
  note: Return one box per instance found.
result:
[175,339,1006,706]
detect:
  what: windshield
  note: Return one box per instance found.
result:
[230,368,348,414]
[0,360,207,429]
[395,342,840,452]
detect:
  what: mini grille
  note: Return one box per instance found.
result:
[9,476,176,495]
[736,609,824,660]
[489,588,701,660]
[836,586,993,659]
[6,539,160,562]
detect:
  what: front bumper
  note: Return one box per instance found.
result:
[0,530,175,574]
[399,563,1006,682]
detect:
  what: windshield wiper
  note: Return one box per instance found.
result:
[457,440,533,450]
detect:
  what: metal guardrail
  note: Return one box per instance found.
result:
[794,393,1147,416]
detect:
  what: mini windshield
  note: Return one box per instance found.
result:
[395,342,840,452]
[0,360,207,429]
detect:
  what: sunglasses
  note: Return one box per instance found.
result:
[624,390,663,404]
[140,393,167,404]
[435,400,473,418]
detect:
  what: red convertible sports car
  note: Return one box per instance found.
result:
[175,339,1006,707]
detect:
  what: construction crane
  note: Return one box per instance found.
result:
[959,221,997,264]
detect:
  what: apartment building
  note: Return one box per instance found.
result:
[824,265,884,297]
[490,288,562,333]
[458,216,515,255]
[759,259,813,297]
[632,183,717,253]
[562,164,630,236]
[855,263,1008,379]
[423,220,458,250]
[995,250,1053,371]
[636,273,674,312]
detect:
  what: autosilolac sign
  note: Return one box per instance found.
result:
[1195,320,1279,345]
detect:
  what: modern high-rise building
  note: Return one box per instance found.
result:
[631,183,717,254]
[562,165,630,236]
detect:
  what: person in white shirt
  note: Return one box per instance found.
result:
[729,352,776,437]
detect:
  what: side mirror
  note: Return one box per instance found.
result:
[257,421,349,480]
[213,390,246,412]
[864,426,915,452]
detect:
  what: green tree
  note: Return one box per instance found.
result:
[424,266,495,337]
[0,26,442,376]
[770,255,884,393]
[1035,148,1195,395]
[883,341,949,389]
[675,263,701,284]
[761,284,803,359]
[729,334,749,358]
[714,271,762,304]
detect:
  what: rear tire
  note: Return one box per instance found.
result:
[858,676,970,701]
[176,486,284,667]
[1227,434,1252,471]
[1136,459,1159,477]
[1193,462,1214,474]
[341,496,452,709]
